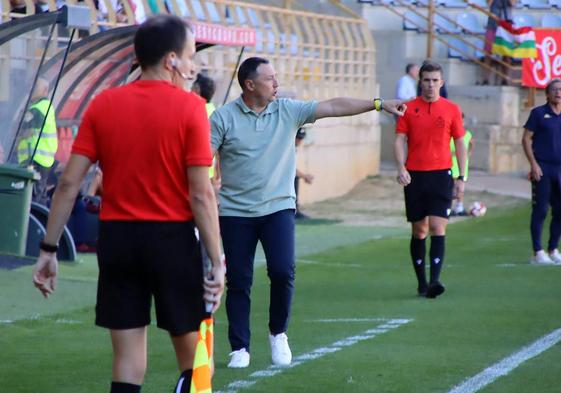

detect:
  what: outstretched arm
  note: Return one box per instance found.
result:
[315,97,406,120]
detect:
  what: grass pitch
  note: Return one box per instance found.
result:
[1,203,560,392]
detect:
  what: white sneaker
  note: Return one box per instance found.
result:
[227,348,250,368]
[269,333,292,366]
[549,249,561,265]
[531,250,555,265]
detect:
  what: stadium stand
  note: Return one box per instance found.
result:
[435,13,461,33]
[512,13,537,27]
[456,12,485,34]
[541,13,561,27]
[403,10,429,31]
[520,0,551,8]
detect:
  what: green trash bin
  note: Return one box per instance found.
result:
[0,164,39,255]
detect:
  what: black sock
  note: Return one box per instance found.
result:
[110,382,141,393]
[174,369,193,393]
[410,236,427,290]
[429,235,445,283]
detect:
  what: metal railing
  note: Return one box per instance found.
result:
[368,0,523,85]
[1,0,377,101]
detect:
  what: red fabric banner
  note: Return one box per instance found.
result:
[522,29,561,88]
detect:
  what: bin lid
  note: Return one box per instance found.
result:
[0,164,41,180]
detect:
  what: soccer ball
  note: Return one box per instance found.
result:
[470,201,487,217]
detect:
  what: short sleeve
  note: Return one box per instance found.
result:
[396,111,409,135]
[285,99,318,128]
[210,110,225,152]
[72,96,99,163]
[185,98,213,167]
[450,104,465,139]
[524,108,539,133]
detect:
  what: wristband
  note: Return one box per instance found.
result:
[39,240,58,253]
[373,98,383,112]
[457,175,466,182]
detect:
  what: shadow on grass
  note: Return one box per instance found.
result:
[295,218,342,226]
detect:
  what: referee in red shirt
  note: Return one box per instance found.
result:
[32,15,225,393]
[394,60,467,299]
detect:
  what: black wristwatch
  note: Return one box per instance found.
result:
[39,240,58,253]
[457,175,466,182]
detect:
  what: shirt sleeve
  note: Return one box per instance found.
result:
[285,99,318,129]
[210,110,225,152]
[71,96,99,163]
[524,108,538,133]
[185,98,213,167]
[396,111,409,135]
[450,104,465,139]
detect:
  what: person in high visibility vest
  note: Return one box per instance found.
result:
[449,116,474,216]
[17,78,58,205]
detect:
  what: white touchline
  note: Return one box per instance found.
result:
[306,317,392,323]
[448,328,561,393]
[215,318,412,393]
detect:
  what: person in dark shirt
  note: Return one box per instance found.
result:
[522,78,561,265]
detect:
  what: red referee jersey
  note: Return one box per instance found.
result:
[396,96,465,171]
[72,80,212,222]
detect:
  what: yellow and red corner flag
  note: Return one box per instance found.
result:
[191,316,214,393]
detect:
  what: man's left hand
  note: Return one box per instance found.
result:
[33,251,58,298]
[382,100,407,116]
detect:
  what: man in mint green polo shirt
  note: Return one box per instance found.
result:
[211,57,405,369]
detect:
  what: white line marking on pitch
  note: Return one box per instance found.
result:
[306,317,392,323]
[448,328,561,393]
[297,260,362,268]
[215,318,412,393]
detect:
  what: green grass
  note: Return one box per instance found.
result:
[1,203,560,392]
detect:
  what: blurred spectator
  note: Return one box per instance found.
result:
[17,78,58,206]
[294,127,313,220]
[192,73,220,189]
[396,63,418,102]
[450,113,474,216]
[10,0,42,15]
[192,73,217,117]
[482,0,516,85]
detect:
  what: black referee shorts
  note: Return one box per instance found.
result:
[95,221,205,336]
[404,169,454,222]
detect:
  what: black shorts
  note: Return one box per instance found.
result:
[404,169,454,222]
[95,221,205,336]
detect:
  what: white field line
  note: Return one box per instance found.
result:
[215,318,412,393]
[0,316,82,325]
[448,328,561,393]
[297,260,362,268]
[305,317,393,323]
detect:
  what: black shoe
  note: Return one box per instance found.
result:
[295,211,310,220]
[456,209,468,216]
[417,285,428,297]
[426,281,445,299]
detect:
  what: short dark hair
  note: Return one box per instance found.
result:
[419,60,443,79]
[545,78,561,95]
[193,74,216,102]
[238,57,269,89]
[134,15,192,69]
[405,63,417,74]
